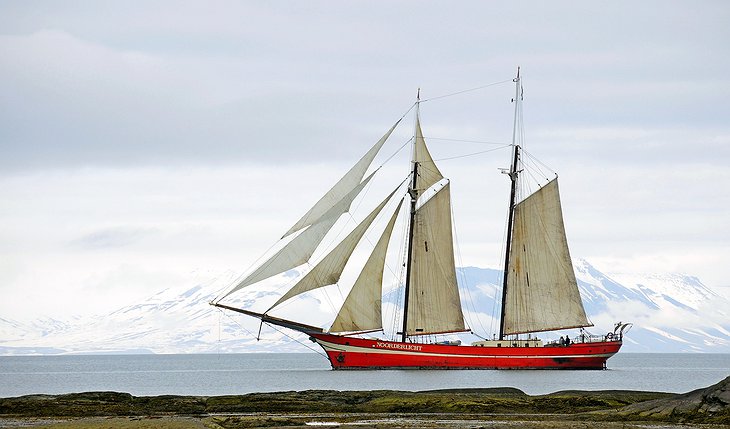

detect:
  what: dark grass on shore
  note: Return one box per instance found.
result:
[1,376,728,427]
[0,388,668,417]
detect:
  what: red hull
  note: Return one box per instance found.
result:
[310,333,622,370]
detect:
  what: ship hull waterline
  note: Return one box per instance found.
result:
[310,333,622,370]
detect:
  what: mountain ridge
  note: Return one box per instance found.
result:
[1,260,728,355]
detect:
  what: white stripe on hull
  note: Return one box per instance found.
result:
[315,338,615,360]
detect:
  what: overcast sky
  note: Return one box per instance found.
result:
[1,1,729,321]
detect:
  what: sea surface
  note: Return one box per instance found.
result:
[1,353,728,398]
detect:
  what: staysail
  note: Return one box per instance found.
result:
[282,120,400,238]
[268,187,402,310]
[330,199,403,333]
[220,172,377,299]
[502,178,591,335]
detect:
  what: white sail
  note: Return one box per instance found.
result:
[413,116,443,192]
[282,120,400,238]
[330,199,403,333]
[502,178,591,335]
[269,187,402,310]
[406,183,465,335]
[220,172,377,299]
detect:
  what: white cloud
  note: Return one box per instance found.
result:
[0,166,324,320]
[1,1,729,323]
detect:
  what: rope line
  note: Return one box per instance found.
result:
[216,307,327,357]
[379,137,412,167]
[420,79,513,103]
[264,322,328,357]
[450,191,490,337]
[434,145,511,162]
[426,137,509,146]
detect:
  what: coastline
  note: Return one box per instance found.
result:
[1,376,727,428]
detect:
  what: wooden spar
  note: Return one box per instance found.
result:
[499,68,521,340]
[210,302,324,334]
[400,102,420,343]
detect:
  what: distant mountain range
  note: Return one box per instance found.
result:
[1,260,728,355]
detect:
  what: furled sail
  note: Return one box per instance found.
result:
[406,182,465,335]
[330,199,403,333]
[282,120,400,238]
[220,172,377,299]
[413,116,443,192]
[268,187,402,310]
[502,178,591,335]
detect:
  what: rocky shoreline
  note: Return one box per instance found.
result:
[1,376,727,428]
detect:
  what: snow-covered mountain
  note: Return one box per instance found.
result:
[1,260,728,355]
[457,261,730,353]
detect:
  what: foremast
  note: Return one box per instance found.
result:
[401,91,421,343]
[400,90,466,342]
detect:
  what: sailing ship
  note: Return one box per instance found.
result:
[212,70,628,369]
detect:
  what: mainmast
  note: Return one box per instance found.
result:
[499,68,522,340]
[400,90,420,343]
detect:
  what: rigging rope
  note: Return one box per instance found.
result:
[216,307,327,358]
[264,322,328,358]
[215,307,261,340]
[420,79,513,103]
[450,193,490,337]
[212,239,283,303]
[426,137,509,145]
[433,145,511,162]
[492,200,510,338]
[389,214,410,341]
[521,148,557,179]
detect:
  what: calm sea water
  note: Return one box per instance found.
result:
[1,353,728,398]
